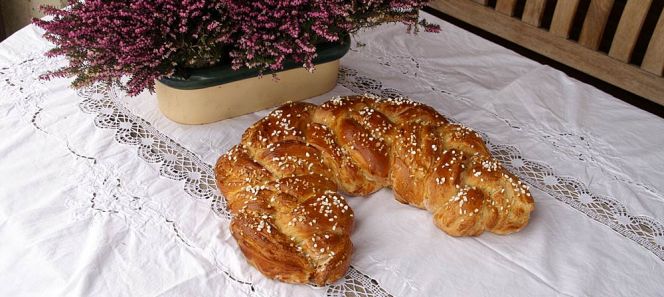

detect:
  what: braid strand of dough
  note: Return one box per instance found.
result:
[215,95,535,285]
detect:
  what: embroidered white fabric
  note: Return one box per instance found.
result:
[1,12,663,297]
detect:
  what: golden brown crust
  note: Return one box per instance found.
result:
[215,95,535,285]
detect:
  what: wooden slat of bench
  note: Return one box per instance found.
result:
[642,10,664,76]
[609,0,653,62]
[428,0,664,104]
[496,0,519,16]
[550,0,581,38]
[522,0,548,27]
[0,5,4,41]
[579,0,615,50]
[472,0,489,5]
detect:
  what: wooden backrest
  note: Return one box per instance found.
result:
[0,5,5,41]
[429,0,664,105]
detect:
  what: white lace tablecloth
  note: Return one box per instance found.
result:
[2,12,663,297]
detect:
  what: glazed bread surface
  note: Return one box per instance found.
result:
[215,95,535,285]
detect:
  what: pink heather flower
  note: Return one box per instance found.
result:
[35,0,438,96]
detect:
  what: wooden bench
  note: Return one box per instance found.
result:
[428,0,664,106]
[0,5,5,41]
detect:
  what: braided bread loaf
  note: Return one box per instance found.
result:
[215,95,534,285]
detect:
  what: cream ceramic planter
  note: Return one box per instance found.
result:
[156,36,350,125]
[155,60,340,125]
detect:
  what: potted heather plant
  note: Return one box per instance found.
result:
[35,0,439,124]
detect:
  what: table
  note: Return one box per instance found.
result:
[1,12,663,297]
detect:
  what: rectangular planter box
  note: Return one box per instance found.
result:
[155,60,341,125]
[156,34,350,125]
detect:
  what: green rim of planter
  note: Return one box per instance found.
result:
[159,33,351,90]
